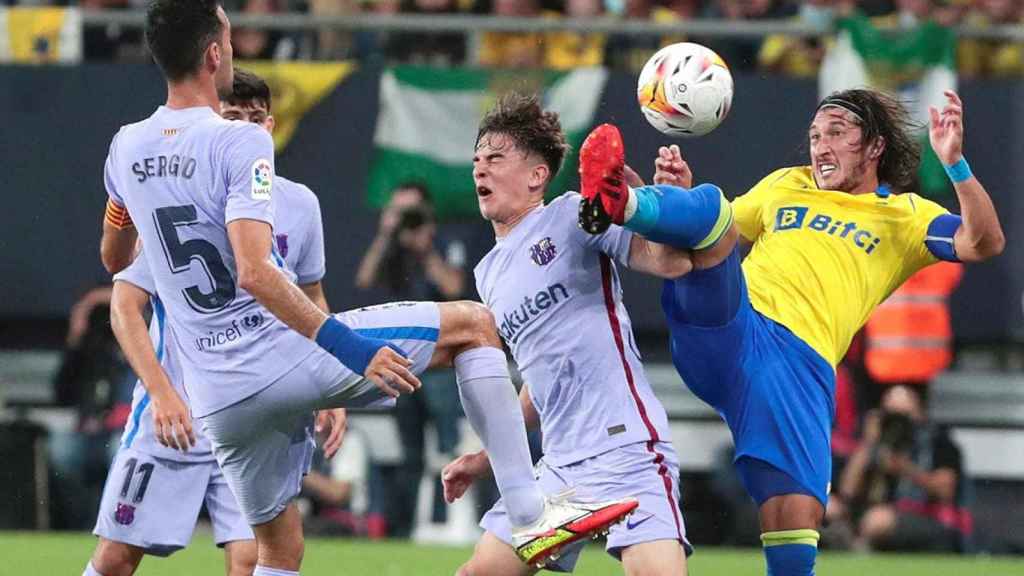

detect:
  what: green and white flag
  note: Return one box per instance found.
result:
[819,11,957,197]
[368,66,609,217]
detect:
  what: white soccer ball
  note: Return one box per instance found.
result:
[637,42,734,137]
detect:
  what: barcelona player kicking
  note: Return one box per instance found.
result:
[578,89,1004,576]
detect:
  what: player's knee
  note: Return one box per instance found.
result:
[92,540,143,576]
[442,300,502,352]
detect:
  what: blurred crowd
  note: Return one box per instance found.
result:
[12,0,1023,76]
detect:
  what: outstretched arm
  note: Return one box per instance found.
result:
[930,90,1005,262]
[110,280,195,451]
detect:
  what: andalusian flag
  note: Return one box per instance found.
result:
[819,11,957,198]
[0,6,81,63]
[368,67,609,217]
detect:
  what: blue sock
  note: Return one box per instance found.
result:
[762,530,819,576]
[625,183,732,250]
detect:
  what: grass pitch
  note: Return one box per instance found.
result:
[6,531,1023,575]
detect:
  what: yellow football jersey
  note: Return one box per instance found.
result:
[733,166,950,367]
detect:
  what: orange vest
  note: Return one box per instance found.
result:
[865,261,964,383]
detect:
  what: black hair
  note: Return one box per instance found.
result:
[476,92,569,183]
[224,68,272,112]
[816,89,922,191]
[145,0,223,82]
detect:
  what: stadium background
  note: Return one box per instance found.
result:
[1,1,1023,574]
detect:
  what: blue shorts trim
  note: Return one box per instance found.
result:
[662,247,835,506]
[354,326,439,342]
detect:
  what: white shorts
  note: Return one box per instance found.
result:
[199,301,441,525]
[481,441,690,572]
[93,447,253,556]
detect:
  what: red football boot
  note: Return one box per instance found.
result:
[578,123,628,234]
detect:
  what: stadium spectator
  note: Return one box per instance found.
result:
[604,0,694,72]
[959,0,1024,77]
[477,0,544,68]
[80,0,147,61]
[232,0,285,59]
[701,0,795,70]
[758,0,835,77]
[355,183,467,538]
[543,0,605,70]
[50,285,133,529]
[831,385,972,553]
[387,0,467,65]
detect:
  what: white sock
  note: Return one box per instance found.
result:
[454,346,545,527]
[253,566,299,576]
[82,562,105,576]
[623,186,638,222]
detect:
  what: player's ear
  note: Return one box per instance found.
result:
[207,40,221,74]
[529,163,550,189]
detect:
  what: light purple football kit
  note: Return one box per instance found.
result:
[103,106,441,524]
[474,193,689,568]
[93,175,325,553]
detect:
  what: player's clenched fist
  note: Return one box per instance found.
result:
[442,450,491,503]
[365,345,420,397]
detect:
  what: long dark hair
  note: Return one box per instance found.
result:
[816,89,921,191]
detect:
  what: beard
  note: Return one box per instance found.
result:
[815,156,870,193]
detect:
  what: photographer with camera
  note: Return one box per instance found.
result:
[355,182,467,537]
[828,385,970,553]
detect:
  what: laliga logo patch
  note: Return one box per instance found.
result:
[251,159,273,200]
[529,237,557,266]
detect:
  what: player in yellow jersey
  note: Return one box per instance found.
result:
[577,89,1004,576]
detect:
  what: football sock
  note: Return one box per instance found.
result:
[253,566,299,576]
[454,346,545,527]
[623,183,732,250]
[82,562,105,576]
[762,529,819,576]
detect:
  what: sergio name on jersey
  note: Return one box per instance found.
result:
[733,166,960,367]
[475,193,671,467]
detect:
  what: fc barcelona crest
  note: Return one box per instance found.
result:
[529,237,557,266]
[115,502,136,526]
[275,234,289,259]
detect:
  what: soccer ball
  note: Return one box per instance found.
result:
[637,42,734,137]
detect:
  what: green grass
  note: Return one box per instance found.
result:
[6,531,1023,575]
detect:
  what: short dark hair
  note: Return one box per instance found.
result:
[476,93,569,183]
[223,68,272,112]
[816,89,921,191]
[145,0,223,82]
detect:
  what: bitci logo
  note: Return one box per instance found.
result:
[529,237,557,266]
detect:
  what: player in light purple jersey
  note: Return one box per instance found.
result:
[97,3,635,572]
[85,69,332,576]
[442,94,694,575]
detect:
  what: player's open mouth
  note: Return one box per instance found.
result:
[477,185,493,197]
[818,163,837,177]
